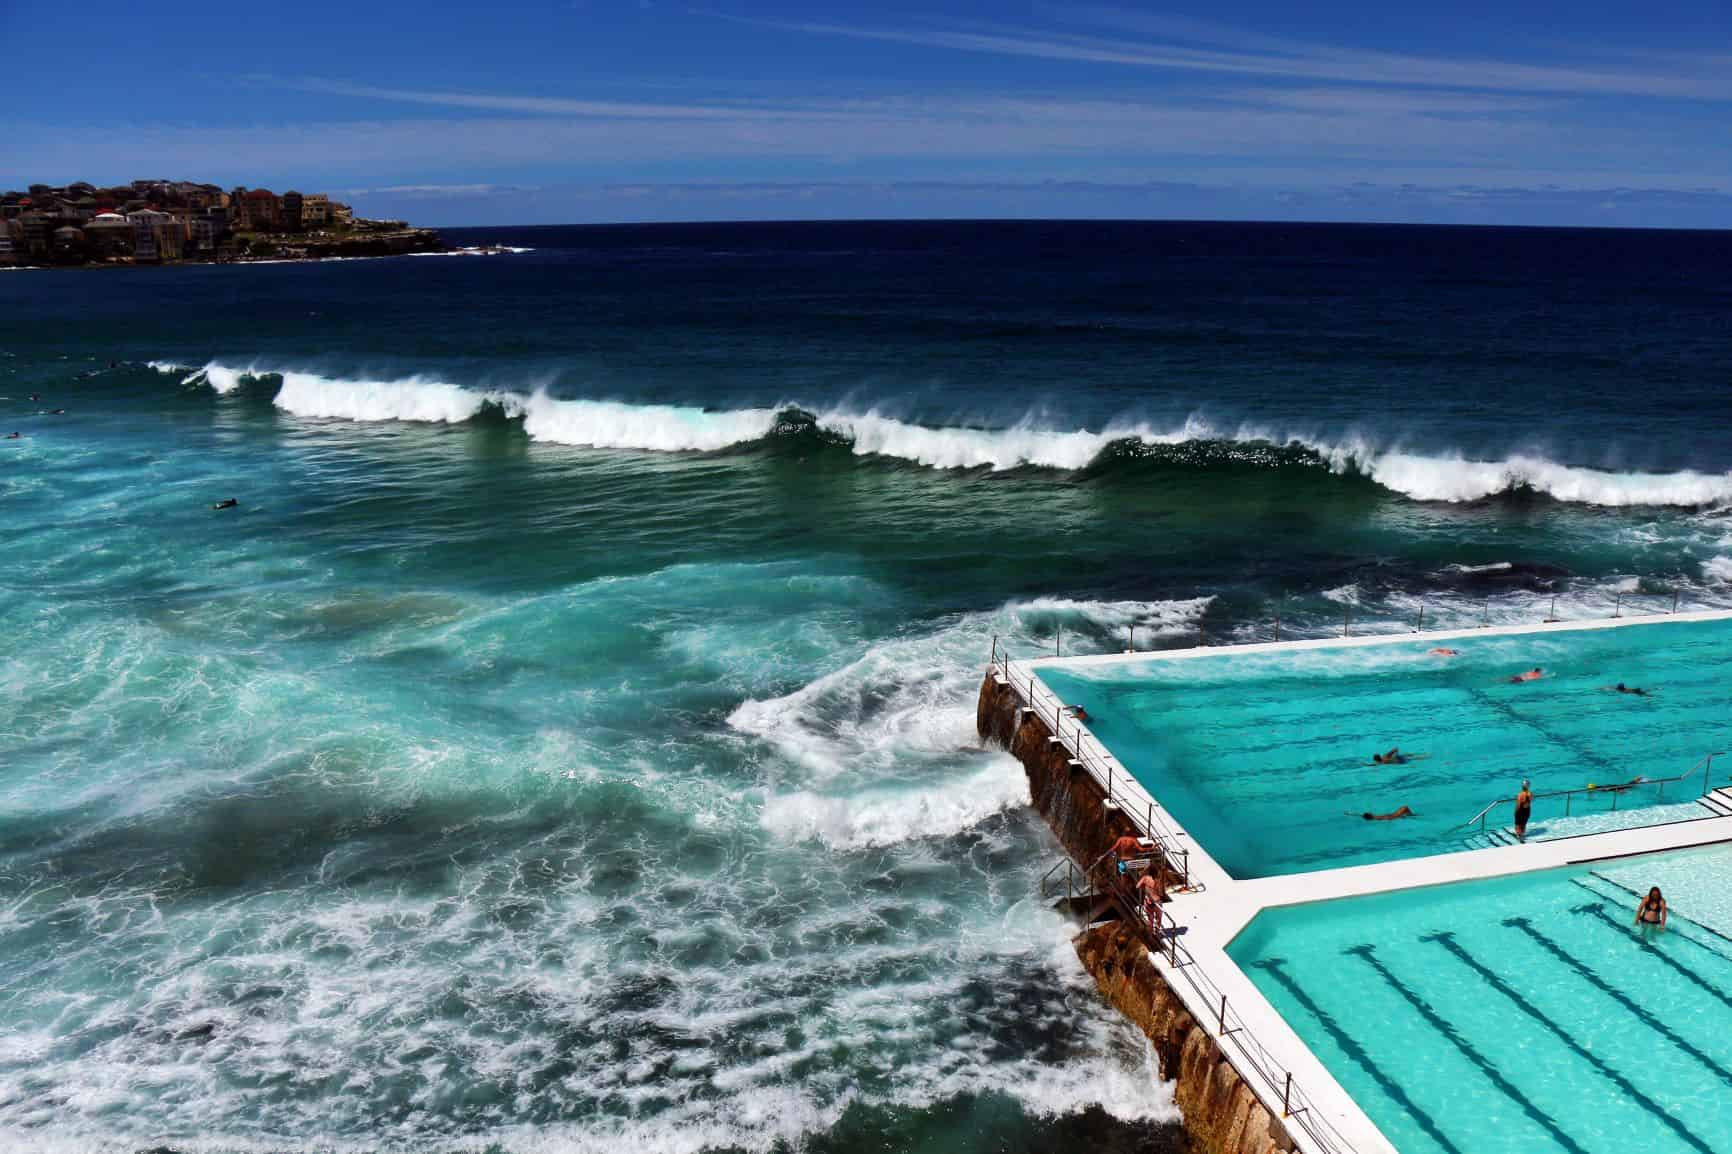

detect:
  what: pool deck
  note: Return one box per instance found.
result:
[1006,607,1732,1154]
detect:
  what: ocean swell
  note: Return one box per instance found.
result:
[163,360,1732,508]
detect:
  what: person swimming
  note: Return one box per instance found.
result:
[1358,805,1415,821]
[1429,647,1461,657]
[1372,747,1408,765]
[1508,667,1544,683]
[1613,682,1649,696]
[211,498,239,510]
[1065,705,1090,722]
[4,432,17,440]
[1635,886,1667,935]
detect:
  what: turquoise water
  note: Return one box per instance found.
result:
[1039,617,1732,878]
[1229,847,1732,1154]
[8,223,1732,1153]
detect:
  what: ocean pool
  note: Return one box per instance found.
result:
[1228,845,1732,1154]
[1037,616,1732,878]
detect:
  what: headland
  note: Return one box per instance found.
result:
[0,178,447,268]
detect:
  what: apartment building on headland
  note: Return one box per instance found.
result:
[0,179,411,266]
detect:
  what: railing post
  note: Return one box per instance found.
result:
[1614,593,1622,618]
[1283,1071,1293,1117]
[1128,624,1135,653]
[1343,604,1350,637]
[1218,993,1228,1034]
[1483,598,1490,627]
[1416,604,1424,633]
[1673,590,1680,614]
[1273,606,1281,642]
[1055,625,1061,657]
[1547,594,1558,623]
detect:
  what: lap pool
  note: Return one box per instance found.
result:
[1036,615,1732,878]
[1227,846,1732,1154]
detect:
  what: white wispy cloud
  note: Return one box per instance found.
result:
[718,8,1732,101]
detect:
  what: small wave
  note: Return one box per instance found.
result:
[166,361,1732,507]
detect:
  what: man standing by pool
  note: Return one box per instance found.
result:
[1514,779,1534,842]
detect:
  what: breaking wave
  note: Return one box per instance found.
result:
[163,360,1732,508]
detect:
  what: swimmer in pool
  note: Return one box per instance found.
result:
[1065,705,1090,722]
[1372,747,1408,765]
[1357,806,1415,821]
[1508,667,1544,683]
[1635,886,1667,936]
[1611,682,1649,696]
[1429,647,1461,657]
[211,498,239,510]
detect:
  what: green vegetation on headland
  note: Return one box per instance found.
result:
[0,178,447,268]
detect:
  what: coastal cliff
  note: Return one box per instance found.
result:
[977,671,1294,1154]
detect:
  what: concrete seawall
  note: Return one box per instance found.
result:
[977,672,1295,1154]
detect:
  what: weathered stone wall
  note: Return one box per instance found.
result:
[978,671,1295,1154]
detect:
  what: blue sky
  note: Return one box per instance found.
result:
[4,0,1730,226]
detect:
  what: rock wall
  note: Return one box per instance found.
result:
[978,672,1295,1154]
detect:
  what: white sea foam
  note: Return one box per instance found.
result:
[274,369,499,423]
[518,392,780,451]
[760,761,1031,850]
[1704,556,1732,585]
[166,361,1732,507]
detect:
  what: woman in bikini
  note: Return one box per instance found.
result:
[1635,887,1668,936]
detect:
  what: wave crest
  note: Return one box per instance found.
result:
[166,360,1732,507]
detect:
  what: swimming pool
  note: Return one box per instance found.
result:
[1228,845,1732,1154]
[1037,616,1732,878]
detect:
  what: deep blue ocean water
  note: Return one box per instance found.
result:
[3,220,1732,1153]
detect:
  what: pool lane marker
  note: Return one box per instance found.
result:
[1251,957,1468,1154]
[1423,930,1715,1154]
[1504,914,1732,1088]
[1339,944,1590,1154]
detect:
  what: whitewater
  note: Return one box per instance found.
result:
[149,361,1732,508]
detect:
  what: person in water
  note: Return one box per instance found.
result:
[1360,805,1415,821]
[1372,747,1409,765]
[1635,886,1668,936]
[1066,704,1090,722]
[5,432,17,440]
[211,498,239,510]
[1513,779,1534,842]
[1509,667,1544,683]
[1429,647,1461,657]
[1613,682,1649,696]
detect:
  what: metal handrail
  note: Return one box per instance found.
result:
[1459,752,1725,832]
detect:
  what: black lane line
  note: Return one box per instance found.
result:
[1506,914,1732,1087]
[1343,944,1590,1154]
[1425,930,1715,1154]
[1252,957,1467,1154]
[1564,896,1732,1013]
[1587,872,1732,954]
[1461,685,1620,775]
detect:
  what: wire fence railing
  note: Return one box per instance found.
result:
[987,639,1362,1154]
